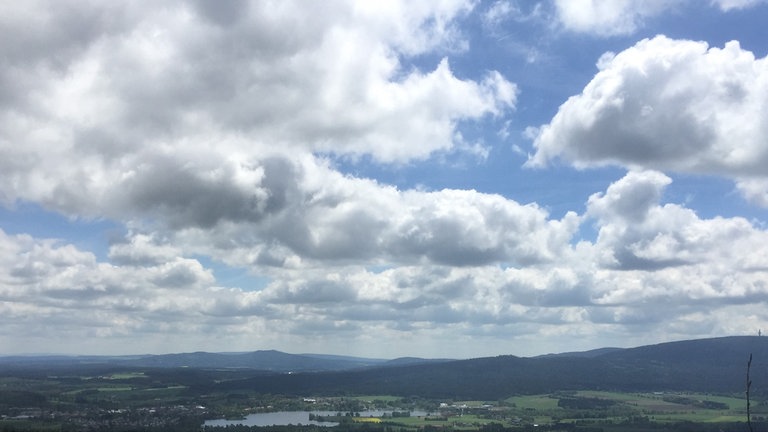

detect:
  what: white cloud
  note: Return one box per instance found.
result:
[483,0,520,26]
[554,0,768,36]
[108,233,184,266]
[482,0,544,26]
[586,171,768,272]
[154,155,579,268]
[0,0,515,194]
[736,178,768,207]
[528,35,768,205]
[587,170,671,224]
[573,172,768,341]
[3,169,768,357]
[553,0,680,36]
[2,1,768,358]
[712,0,768,11]
[0,0,524,267]
[0,0,519,257]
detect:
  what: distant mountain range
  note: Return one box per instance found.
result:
[0,348,447,372]
[202,336,768,398]
[2,336,766,399]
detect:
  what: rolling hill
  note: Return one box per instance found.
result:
[207,336,768,398]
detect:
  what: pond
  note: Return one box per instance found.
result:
[204,410,431,427]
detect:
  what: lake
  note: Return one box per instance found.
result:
[204,410,430,427]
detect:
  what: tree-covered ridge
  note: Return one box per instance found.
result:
[206,336,768,398]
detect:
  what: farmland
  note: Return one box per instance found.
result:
[1,366,766,432]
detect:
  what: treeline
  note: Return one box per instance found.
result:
[660,395,728,410]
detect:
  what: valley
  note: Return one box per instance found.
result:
[1,336,767,431]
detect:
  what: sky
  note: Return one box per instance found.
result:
[2,0,768,359]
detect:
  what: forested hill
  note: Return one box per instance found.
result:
[209,336,768,398]
[600,335,766,366]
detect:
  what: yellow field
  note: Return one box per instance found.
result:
[353,417,382,423]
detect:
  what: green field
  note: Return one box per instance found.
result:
[495,390,766,429]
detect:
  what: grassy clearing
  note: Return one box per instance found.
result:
[575,390,747,411]
[388,413,503,428]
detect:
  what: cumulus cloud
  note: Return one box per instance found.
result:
[0,0,515,202]
[528,35,768,205]
[0,0,519,244]
[146,155,581,269]
[2,1,768,358]
[0,227,266,353]
[108,233,187,267]
[0,0,580,356]
[260,171,767,350]
[515,171,768,346]
[0,0,526,266]
[0,229,214,323]
[5,168,768,356]
[585,171,768,272]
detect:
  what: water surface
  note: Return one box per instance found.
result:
[204,410,430,427]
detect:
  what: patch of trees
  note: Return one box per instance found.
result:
[557,397,616,410]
